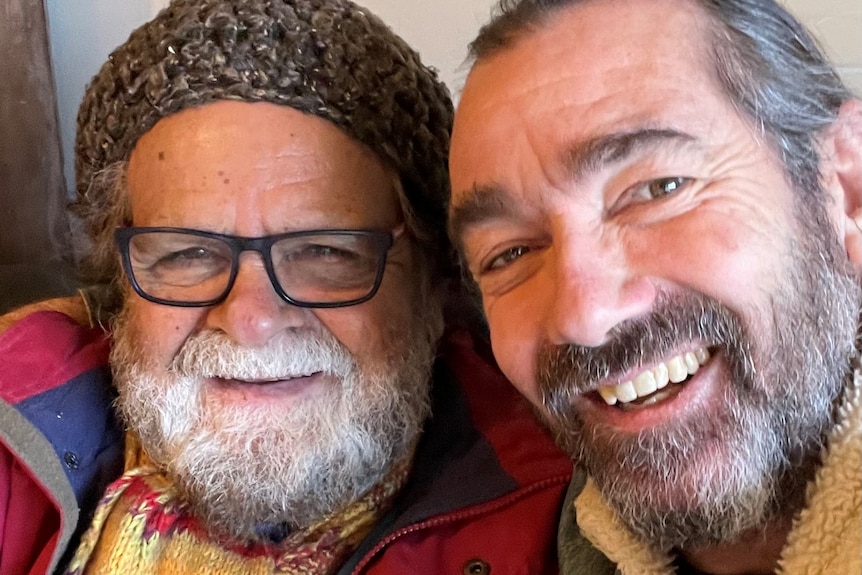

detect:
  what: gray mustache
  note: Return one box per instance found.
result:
[536,291,753,401]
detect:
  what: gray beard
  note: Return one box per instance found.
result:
[110,308,438,543]
[537,199,861,550]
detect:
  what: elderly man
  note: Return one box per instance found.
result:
[448,0,862,573]
[0,0,572,573]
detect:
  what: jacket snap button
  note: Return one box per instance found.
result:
[63,451,80,469]
[463,559,490,575]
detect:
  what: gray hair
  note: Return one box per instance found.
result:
[73,0,454,320]
[469,0,853,202]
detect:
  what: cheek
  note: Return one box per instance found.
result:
[124,299,202,366]
[632,209,789,307]
[314,309,370,356]
[314,284,416,366]
[485,295,545,408]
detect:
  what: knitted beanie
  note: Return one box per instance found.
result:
[73,0,454,313]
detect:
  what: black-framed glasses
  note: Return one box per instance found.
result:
[114,226,403,308]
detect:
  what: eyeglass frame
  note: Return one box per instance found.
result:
[114,225,403,309]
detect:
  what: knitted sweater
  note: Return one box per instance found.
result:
[558,371,862,575]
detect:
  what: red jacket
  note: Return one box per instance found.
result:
[0,312,122,575]
[0,312,572,574]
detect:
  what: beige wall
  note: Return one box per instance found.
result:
[356,0,862,98]
[47,0,862,194]
[789,0,862,93]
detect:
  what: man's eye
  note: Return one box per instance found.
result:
[289,244,360,262]
[156,247,216,267]
[485,245,532,272]
[608,176,696,217]
[645,176,692,199]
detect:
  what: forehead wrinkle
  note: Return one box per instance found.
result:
[562,128,698,185]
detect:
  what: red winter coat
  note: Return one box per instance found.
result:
[0,312,572,575]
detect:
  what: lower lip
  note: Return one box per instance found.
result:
[578,354,722,434]
[205,372,326,403]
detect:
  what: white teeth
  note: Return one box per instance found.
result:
[596,347,712,406]
[653,363,669,390]
[633,370,657,396]
[667,356,688,383]
[615,381,638,403]
[684,352,700,374]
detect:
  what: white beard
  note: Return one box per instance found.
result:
[110,312,437,542]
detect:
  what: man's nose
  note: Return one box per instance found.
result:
[205,254,308,347]
[544,232,655,348]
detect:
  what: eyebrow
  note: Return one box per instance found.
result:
[448,127,696,248]
[448,182,512,253]
[563,128,695,182]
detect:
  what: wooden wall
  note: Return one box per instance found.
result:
[0,0,76,312]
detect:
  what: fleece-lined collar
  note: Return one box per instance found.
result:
[562,371,862,575]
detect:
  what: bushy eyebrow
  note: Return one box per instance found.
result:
[448,127,696,250]
[448,183,514,254]
[563,128,695,182]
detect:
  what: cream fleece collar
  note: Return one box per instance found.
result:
[573,371,862,575]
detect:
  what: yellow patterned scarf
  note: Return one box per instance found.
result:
[65,434,413,575]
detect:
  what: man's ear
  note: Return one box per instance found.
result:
[819,100,862,268]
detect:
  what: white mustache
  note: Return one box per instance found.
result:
[169,330,355,381]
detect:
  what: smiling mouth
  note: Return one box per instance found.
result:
[212,372,321,386]
[595,347,712,409]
